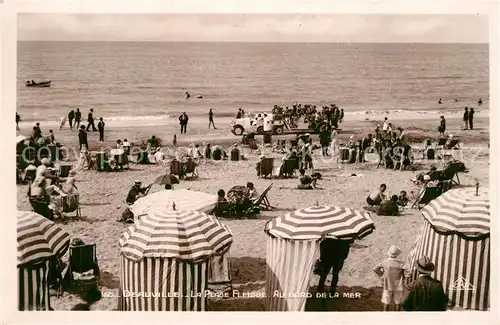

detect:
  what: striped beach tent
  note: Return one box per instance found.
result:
[118,207,232,311]
[129,189,217,219]
[404,187,490,310]
[265,205,375,311]
[17,211,70,310]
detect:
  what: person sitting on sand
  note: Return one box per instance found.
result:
[298,169,319,189]
[116,139,123,150]
[149,136,160,149]
[217,189,227,203]
[212,145,227,161]
[125,180,150,205]
[190,144,203,159]
[247,182,260,202]
[230,143,242,161]
[444,134,459,149]
[122,139,131,155]
[366,184,387,206]
[29,176,66,220]
[61,170,78,195]
[378,195,400,216]
[397,191,409,207]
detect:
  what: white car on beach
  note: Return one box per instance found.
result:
[230,113,285,136]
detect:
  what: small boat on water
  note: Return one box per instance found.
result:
[26,80,51,88]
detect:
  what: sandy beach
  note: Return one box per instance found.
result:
[16,113,490,311]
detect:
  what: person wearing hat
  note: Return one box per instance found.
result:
[402,256,449,311]
[373,245,406,311]
[230,143,241,161]
[125,180,151,205]
[35,158,52,181]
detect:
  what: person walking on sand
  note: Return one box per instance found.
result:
[87,108,97,132]
[438,116,446,137]
[68,109,75,130]
[74,108,82,130]
[16,113,21,130]
[340,108,344,123]
[179,112,189,134]
[402,256,449,311]
[316,238,352,297]
[208,109,217,129]
[462,107,469,130]
[468,107,475,130]
[97,117,105,142]
[373,245,405,311]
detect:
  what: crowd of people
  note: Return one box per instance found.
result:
[271,102,345,130]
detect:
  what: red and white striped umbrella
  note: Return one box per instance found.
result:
[17,211,70,266]
[421,187,490,238]
[266,205,375,240]
[119,207,233,263]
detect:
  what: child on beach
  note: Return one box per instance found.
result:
[373,245,406,311]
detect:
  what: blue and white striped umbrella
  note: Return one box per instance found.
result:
[266,205,375,240]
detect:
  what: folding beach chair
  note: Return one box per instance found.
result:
[170,160,186,179]
[411,186,443,209]
[184,159,199,179]
[444,139,460,150]
[61,193,82,220]
[436,138,447,148]
[281,159,298,178]
[252,183,274,211]
[208,252,234,297]
[59,164,72,179]
[68,244,100,292]
[259,158,275,178]
[274,140,287,153]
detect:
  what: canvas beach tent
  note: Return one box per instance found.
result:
[129,189,217,222]
[404,187,490,310]
[118,206,233,311]
[17,211,70,310]
[264,205,375,311]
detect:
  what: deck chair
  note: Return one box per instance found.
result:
[170,160,186,179]
[61,193,81,220]
[281,159,297,178]
[259,158,274,178]
[436,138,447,148]
[275,140,287,153]
[444,139,460,150]
[252,183,273,211]
[184,159,199,179]
[69,244,100,292]
[59,164,73,178]
[208,252,234,296]
[411,186,443,209]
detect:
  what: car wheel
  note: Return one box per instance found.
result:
[274,126,284,135]
[256,126,264,134]
[232,125,244,135]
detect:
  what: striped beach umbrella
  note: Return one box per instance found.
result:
[119,207,233,263]
[421,187,490,237]
[17,211,70,266]
[404,187,490,310]
[266,205,375,240]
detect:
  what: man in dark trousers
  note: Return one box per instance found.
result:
[316,238,352,297]
[438,116,446,137]
[68,109,75,130]
[208,109,216,129]
[463,107,469,130]
[87,108,97,131]
[16,113,21,130]
[179,112,189,134]
[75,108,82,130]
[78,125,88,151]
[468,107,475,130]
[402,256,449,311]
[97,117,105,142]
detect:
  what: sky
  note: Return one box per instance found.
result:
[17,14,489,43]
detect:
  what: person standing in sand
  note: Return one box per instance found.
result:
[179,112,189,134]
[373,245,405,311]
[438,116,446,137]
[16,113,21,130]
[68,109,75,130]
[78,125,88,151]
[208,109,217,129]
[462,107,469,130]
[382,117,389,134]
[316,238,352,297]
[468,107,475,130]
[97,117,105,142]
[74,108,82,130]
[87,108,97,132]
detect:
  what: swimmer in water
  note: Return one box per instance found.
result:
[438,98,442,104]
[478,98,483,105]
[185,92,191,99]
